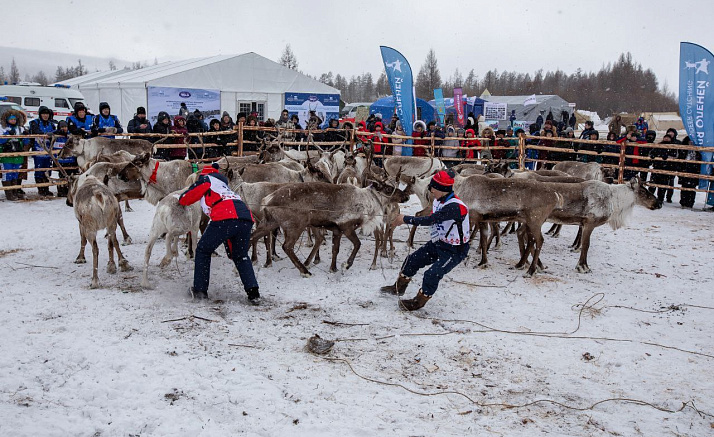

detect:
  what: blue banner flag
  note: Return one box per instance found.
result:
[679,42,714,190]
[434,88,446,125]
[380,46,416,156]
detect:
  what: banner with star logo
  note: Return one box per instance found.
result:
[380,46,416,155]
[679,42,714,191]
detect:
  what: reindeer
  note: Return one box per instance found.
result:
[453,174,564,277]
[336,153,361,187]
[117,153,195,205]
[383,154,443,178]
[79,161,143,244]
[141,189,203,289]
[250,174,412,277]
[520,177,660,273]
[58,136,155,171]
[66,175,132,288]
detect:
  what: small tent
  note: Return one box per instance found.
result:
[369,96,436,126]
[643,112,685,132]
[481,94,572,130]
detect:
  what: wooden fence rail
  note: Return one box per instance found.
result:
[1,127,713,196]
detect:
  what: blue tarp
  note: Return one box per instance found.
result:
[370,96,437,126]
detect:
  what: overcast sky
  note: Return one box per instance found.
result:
[11,0,714,95]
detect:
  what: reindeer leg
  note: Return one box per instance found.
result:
[106,233,117,274]
[282,229,311,277]
[111,231,131,272]
[124,199,133,213]
[89,235,100,289]
[142,232,158,289]
[117,211,132,245]
[370,228,381,270]
[575,224,595,273]
[570,226,583,251]
[524,223,545,277]
[304,228,324,267]
[477,223,489,268]
[305,227,315,248]
[75,228,87,264]
[330,229,343,273]
[545,223,557,236]
[407,225,418,248]
[513,225,531,270]
[271,229,281,260]
[552,224,562,238]
[341,226,361,270]
[313,228,323,264]
[159,232,174,268]
[388,224,396,261]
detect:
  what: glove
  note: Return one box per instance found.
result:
[105,127,117,134]
[573,144,580,153]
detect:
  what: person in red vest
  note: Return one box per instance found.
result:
[179,163,260,302]
[411,120,429,157]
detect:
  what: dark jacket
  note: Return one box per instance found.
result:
[127,116,153,134]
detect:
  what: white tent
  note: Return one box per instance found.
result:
[57,53,339,126]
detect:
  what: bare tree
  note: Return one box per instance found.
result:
[415,49,441,100]
[31,71,50,86]
[376,71,390,97]
[0,66,6,84]
[279,44,299,70]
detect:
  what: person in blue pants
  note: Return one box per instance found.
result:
[179,163,260,302]
[29,106,57,197]
[382,170,471,310]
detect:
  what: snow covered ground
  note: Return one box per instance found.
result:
[1,190,713,436]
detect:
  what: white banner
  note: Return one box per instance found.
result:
[484,102,508,120]
[524,94,537,106]
[147,87,221,125]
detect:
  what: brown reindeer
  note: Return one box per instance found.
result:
[519,177,661,273]
[453,174,564,277]
[250,177,412,277]
[66,175,132,288]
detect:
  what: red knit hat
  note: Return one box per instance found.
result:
[201,163,220,176]
[429,170,454,192]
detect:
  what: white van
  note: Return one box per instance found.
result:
[0,83,86,121]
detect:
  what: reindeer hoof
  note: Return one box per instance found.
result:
[125,206,134,213]
[122,237,133,246]
[74,258,86,264]
[570,247,581,253]
[271,254,282,261]
[300,271,312,278]
[330,267,338,273]
[141,280,154,290]
[575,265,592,274]
[119,260,133,272]
[341,262,352,270]
[477,262,490,269]
[522,271,535,278]
[263,262,272,268]
[107,263,117,274]
[159,258,172,268]
[313,258,321,265]
[90,280,100,289]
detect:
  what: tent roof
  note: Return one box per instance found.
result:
[53,69,130,87]
[74,53,339,94]
[482,94,568,106]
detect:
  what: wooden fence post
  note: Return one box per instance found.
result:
[618,141,626,184]
[349,128,356,153]
[518,133,526,171]
[238,121,244,157]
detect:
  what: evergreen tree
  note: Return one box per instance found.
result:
[279,44,299,70]
[415,49,441,99]
[10,58,20,83]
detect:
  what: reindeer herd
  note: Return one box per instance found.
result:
[58,134,662,289]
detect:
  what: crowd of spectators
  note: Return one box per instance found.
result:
[1,101,711,209]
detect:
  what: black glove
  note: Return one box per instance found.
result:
[573,144,580,153]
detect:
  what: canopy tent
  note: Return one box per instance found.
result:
[56,52,339,127]
[370,96,436,126]
[481,94,572,130]
[643,112,685,132]
[427,96,487,124]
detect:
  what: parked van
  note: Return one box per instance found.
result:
[0,83,86,121]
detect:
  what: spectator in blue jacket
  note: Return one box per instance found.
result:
[635,116,649,136]
[92,102,123,138]
[29,106,57,197]
[52,120,79,198]
[67,102,94,138]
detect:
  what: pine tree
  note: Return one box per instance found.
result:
[415,49,441,99]
[376,71,390,97]
[279,44,299,70]
[10,58,20,83]
[0,66,6,84]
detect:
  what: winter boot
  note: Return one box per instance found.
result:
[380,273,411,296]
[13,181,26,200]
[246,287,261,303]
[189,287,208,300]
[399,289,431,311]
[36,177,53,197]
[2,181,18,201]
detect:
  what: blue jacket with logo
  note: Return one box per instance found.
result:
[92,114,123,138]
[29,118,57,151]
[67,114,94,138]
